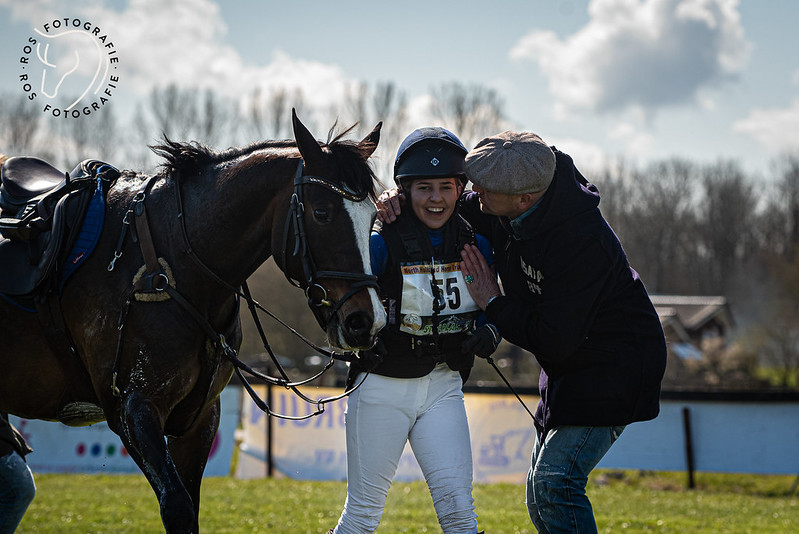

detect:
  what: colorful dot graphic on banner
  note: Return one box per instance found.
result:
[75,442,129,457]
[74,437,213,458]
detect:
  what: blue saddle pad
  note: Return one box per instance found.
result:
[59,176,106,289]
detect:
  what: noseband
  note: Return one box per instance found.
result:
[282,161,379,326]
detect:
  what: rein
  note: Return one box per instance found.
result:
[108,159,377,420]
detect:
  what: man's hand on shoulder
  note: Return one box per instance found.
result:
[376,188,404,223]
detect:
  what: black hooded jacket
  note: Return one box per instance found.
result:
[460,148,667,433]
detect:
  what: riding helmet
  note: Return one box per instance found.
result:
[393,127,468,187]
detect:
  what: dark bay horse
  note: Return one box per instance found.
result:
[0,111,386,532]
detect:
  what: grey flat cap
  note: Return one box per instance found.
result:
[465,131,555,194]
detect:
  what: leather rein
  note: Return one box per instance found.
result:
[109,160,378,420]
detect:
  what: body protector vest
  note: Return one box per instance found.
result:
[370,210,479,379]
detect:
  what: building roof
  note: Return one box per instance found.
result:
[650,295,732,332]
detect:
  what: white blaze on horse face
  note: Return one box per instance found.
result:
[343,198,387,336]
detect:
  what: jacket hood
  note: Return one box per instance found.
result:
[509,148,599,240]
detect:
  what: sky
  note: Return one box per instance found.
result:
[0,0,797,180]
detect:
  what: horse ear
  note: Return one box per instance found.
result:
[359,122,382,159]
[292,108,324,167]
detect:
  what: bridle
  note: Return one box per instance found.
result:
[108,158,381,421]
[281,161,379,328]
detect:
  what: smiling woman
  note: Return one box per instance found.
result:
[408,177,462,229]
[328,127,499,534]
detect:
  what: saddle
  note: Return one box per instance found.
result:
[0,156,119,298]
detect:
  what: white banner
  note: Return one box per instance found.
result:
[236,386,799,480]
[235,385,537,483]
[10,387,241,477]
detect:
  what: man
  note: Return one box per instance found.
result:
[379,131,666,533]
[0,413,35,533]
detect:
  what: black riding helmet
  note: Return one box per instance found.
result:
[393,127,468,189]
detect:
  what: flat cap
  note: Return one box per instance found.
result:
[465,131,555,194]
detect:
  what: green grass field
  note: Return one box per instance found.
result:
[17,470,799,533]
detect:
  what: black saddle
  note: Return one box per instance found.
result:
[0,157,119,297]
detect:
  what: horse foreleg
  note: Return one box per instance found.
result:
[167,397,221,531]
[118,391,196,534]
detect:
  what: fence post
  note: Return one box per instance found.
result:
[682,406,695,489]
[267,381,273,477]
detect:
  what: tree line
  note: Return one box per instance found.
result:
[2,82,798,389]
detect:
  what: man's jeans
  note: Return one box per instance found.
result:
[526,425,624,534]
[0,451,36,534]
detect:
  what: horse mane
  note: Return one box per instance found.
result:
[150,125,378,200]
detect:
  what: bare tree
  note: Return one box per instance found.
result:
[147,84,200,140]
[268,88,293,139]
[246,86,298,142]
[371,82,409,187]
[592,158,636,240]
[0,93,42,156]
[429,82,506,149]
[45,102,120,169]
[737,251,799,387]
[197,89,233,147]
[337,81,409,187]
[698,160,756,293]
[624,158,699,293]
[759,153,799,259]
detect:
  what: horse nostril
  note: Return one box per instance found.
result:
[344,311,372,336]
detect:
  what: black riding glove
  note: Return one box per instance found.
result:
[461,324,501,359]
[356,338,387,371]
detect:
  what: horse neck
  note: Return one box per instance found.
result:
[179,155,294,286]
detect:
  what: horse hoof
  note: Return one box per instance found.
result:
[58,402,106,426]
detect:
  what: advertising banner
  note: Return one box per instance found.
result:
[10,387,241,477]
[235,385,538,483]
[236,386,799,480]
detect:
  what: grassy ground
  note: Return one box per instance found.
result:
[16,470,799,533]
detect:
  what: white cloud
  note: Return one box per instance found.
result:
[546,136,609,173]
[0,0,60,25]
[733,99,799,155]
[6,0,353,111]
[608,122,655,155]
[89,0,350,104]
[405,94,436,129]
[510,0,750,116]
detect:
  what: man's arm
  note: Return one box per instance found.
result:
[463,232,615,363]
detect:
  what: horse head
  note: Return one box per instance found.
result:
[274,110,386,351]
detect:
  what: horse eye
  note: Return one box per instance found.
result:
[313,207,331,223]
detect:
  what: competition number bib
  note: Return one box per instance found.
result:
[398,261,478,336]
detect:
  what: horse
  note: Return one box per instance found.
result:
[0,110,386,533]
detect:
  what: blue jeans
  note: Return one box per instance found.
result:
[0,451,36,534]
[526,425,624,534]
